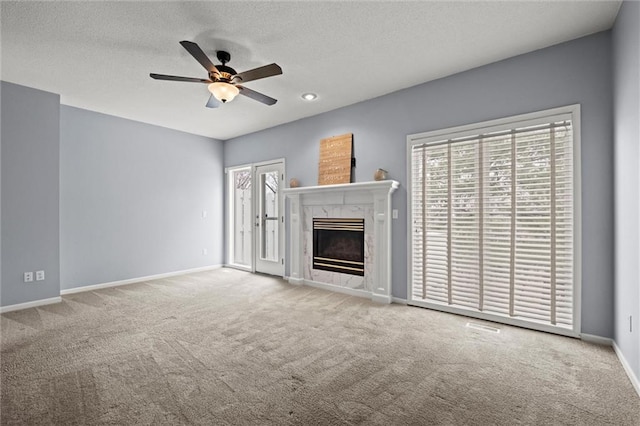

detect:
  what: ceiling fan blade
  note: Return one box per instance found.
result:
[150,73,211,83]
[206,94,221,109]
[237,85,277,106]
[232,63,282,84]
[179,41,219,73]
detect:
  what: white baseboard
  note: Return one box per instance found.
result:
[613,341,640,398]
[288,277,304,286]
[392,297,408,305]
[581,333,613,346]
[574,334,640,400]
[371,294,392,304]
[0,296,62,314]
[60,265,222,295]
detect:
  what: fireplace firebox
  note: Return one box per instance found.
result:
[313,218,365,276]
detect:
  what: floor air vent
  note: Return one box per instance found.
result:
[465,322,501,333]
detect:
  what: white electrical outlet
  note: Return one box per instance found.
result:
[392,209,399,219]
[202,248,208,255]
[24,272,33,282]
[202,210,208,218]
[36,270,45,281]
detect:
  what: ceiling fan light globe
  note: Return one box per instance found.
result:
[208,82,239,103]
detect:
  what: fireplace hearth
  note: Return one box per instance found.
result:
[313,218,364,276]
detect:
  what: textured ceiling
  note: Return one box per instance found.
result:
[1,1,621,140]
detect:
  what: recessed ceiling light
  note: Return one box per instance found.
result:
[301,93,317,101]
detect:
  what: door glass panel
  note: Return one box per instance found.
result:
[261,171,279,261]
[232,169,252,267]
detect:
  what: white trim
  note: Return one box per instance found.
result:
[253,157,286,168]
[580,333,613,346]
[1,296,62,313]
[613,340,640,398]
[408,105,578,145]
[406,135,414,314]
[392,297,408,305]
[371,294,392,304]
[60,265,222,295]
[224,263,252,272]
[225,164,250,174]
[225,158,290,174]
[282,180,400,196]
[288,277,304,285]
[572,104,582,337]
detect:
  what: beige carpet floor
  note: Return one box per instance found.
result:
[1,268,639,425]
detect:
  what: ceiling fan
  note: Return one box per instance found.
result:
[150,41,282,108]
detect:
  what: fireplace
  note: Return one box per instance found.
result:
[313,218,365,276]
[284,180,398,302]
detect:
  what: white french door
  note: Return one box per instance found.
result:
[254,162,284,276]
[226,160,284,276]
[227,167,253,269]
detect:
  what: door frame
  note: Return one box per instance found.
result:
[225,158,285,276]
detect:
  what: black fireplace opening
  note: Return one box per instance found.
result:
[313,218,365,276]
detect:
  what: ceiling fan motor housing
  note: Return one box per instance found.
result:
[211,66,236,82]
[210,51,237,82]
[209,65,237,83]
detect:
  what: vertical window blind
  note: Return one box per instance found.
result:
[409,113,576,334]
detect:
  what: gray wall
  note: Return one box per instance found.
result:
[60,106,224,290]
[225,32,615,337]
[613,1,640,379]
[1,82,60,306]
[1,81,3,303]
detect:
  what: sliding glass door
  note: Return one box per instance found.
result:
[407,106,580,337]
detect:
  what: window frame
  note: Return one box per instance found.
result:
[406,105,582,337]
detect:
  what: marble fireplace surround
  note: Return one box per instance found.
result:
[283,180,399,303]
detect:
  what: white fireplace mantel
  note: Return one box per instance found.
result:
[283,180,399,303]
